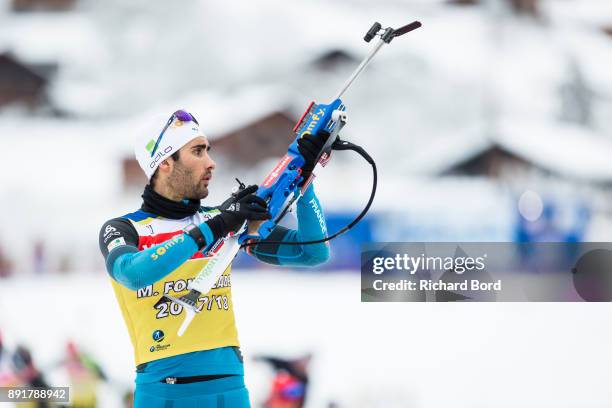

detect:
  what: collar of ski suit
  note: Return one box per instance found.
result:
[141,184,201,219]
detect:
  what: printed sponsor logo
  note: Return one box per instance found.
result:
[103,231,121,244]
[103,225,121,243]
[145,139,156,154]
[149,146,173,169]
[149,344,171,353]
[150,235,185,261]
[107,237,126,252]
[300,108,326,137]
[262,154,292,188]
[152,330,165,342]
[204,234,226,257]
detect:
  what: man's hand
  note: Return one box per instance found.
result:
[297,130,330,184]
[205,185,271,241]
[247,220,266,236]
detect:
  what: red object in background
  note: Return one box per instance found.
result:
[265,372,305,408]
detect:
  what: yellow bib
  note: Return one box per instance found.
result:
[110,212,239,366]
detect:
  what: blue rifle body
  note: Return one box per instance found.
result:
[239,98,346,244]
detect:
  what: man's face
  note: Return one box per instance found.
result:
[167,136,216,200]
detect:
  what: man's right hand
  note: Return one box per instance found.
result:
[297,129,330,185]
[205,185,271,241]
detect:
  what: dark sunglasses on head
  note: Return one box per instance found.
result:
[149,110,199,157]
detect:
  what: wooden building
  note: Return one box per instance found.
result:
[0,53,50,109]
[211,111,296,166]
[12,0,76,12]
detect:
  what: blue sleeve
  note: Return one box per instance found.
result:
[103,223,215,291]
[248,184,330,267]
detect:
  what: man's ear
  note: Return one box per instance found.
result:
[158,158,173,175]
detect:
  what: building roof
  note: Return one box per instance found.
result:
[0,52,46,82]
[407,119,612,183]
[0,13,107,66]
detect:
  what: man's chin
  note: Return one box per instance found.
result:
[184,187,208,201]
[197,187,209,200]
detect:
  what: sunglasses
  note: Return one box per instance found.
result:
[149,110,199,157]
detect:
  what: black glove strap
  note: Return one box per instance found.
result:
[183,223,207,250]
[206,215,228,243]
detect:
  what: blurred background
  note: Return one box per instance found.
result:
[0,0,611,406]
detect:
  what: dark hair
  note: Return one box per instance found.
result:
[149,150,180,189]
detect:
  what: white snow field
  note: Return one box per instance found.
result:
[0,271,611,407]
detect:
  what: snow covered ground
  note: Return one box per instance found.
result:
[0,271,611,407]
